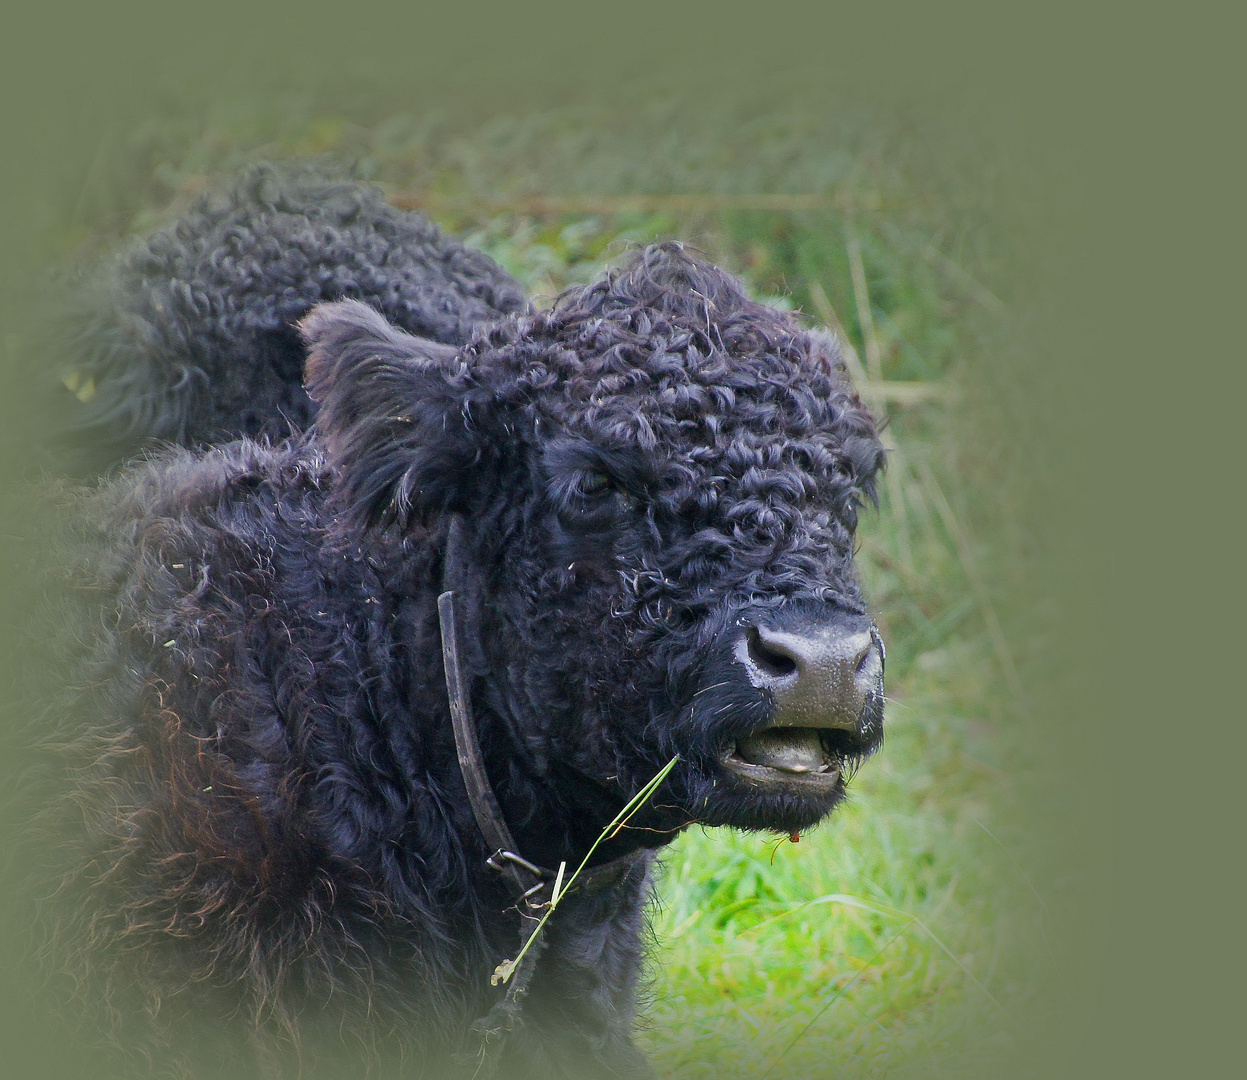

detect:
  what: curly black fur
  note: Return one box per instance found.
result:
[47,176,886,1079]
[57,163,528,466]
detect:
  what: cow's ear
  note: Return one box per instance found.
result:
[300,300,485,530]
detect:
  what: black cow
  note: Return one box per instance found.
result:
[56,163,529,470]
[47,171,886,1079]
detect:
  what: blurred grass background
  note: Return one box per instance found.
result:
[7,89,1094,1079]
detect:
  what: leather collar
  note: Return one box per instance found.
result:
[436,515,644,929]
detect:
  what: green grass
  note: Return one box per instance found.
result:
[645,668,1041,1079]
[35,95,1072,1078]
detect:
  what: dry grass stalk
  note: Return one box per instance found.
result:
[385,192,883,216]
[917,460,1025,705]
[845,222,883,385]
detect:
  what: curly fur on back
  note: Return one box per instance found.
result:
[58,164,529,465]
[46,172,886,1079]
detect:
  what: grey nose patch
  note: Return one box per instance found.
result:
[735,623,879,730]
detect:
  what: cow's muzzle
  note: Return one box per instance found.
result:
[724,609,883,785]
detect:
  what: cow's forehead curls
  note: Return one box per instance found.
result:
[463,244,868,437]
[544,243,809,370]
[452,245,882,498]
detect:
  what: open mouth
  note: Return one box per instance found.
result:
[722,727,854,787]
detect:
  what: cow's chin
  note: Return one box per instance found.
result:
[680,725,874,833]
[685,765,848,833]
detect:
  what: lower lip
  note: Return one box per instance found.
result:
[721,754,842,787]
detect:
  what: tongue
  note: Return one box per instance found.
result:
[736,729,825,773]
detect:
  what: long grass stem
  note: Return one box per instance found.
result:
[493,755,680,984]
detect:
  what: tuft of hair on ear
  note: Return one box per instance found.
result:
[300,299,458,409]
[299,300,471,531]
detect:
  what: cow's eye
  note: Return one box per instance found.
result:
[577,470,614,497]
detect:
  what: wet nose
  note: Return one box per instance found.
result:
[733,616,883,730]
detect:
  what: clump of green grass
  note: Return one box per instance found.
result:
[39,96,1067,1077]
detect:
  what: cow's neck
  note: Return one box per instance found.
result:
[437,514,646,918]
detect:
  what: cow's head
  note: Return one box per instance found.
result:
[302,244,885,848]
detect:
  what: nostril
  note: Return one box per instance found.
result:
[745,626,799,678]
[733,615,881,729]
